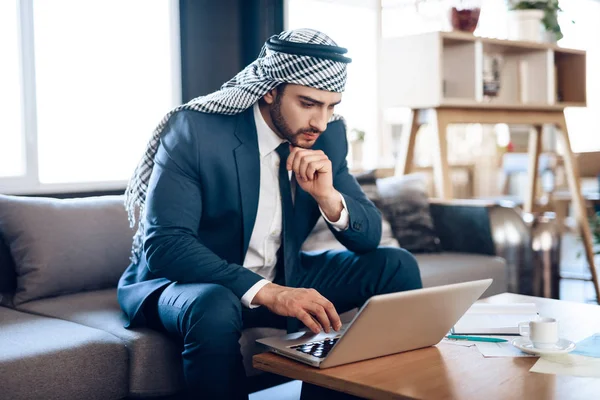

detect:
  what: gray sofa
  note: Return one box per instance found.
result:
[0,193,508,399]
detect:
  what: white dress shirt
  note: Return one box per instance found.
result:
[240,103,349,308]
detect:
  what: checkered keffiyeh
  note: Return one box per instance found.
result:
[125,28,351,263]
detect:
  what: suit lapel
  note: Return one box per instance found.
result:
[233,109,260,260]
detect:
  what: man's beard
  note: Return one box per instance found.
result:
[269,93,321,149]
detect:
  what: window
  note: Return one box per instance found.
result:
[0,0,181,194]
[285,0,380,169]
[0,0,25,178]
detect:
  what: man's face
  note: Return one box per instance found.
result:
[266,84,342,149]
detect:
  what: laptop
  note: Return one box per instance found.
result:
[257,278,492,368]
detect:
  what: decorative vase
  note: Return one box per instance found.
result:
[448,0,482,33]
[507,9,545,42]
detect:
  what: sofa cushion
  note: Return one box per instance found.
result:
[17,289,184,397]
[429,203,495,255]
[415,253,507,297]
[0,306,127,400]
[0,234,16,306]
[375,174,442,253]
[0,194,132,305]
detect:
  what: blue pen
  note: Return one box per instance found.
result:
[447,335,508,343]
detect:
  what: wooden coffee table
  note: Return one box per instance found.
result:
[253,293,600,399]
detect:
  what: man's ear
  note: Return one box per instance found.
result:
[263,87,277,105]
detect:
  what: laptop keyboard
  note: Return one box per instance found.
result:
[289,337,340,359]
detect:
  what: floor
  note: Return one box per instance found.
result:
[249,380,302,400]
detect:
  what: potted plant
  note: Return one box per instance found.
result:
[507,0,563,42]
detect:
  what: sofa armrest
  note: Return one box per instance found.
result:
[429,199,496,256]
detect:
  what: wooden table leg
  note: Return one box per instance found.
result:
[556,113,600,304]
[551,197,570,235]
[395,109,420,176]
[524,125,543,213]
[431,109,453,199]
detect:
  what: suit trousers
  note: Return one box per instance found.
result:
[143,246,422,400]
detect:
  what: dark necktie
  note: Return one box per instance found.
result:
[275,143,297,287]
[276,143,301,333]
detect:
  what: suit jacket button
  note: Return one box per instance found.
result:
[353,221,361,230]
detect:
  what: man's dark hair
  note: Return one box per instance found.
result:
[275,83,287,100]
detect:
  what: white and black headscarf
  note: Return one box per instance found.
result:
[125,28,352,263]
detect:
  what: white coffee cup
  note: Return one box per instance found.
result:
[518,317,559,349]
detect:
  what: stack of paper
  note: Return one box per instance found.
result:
[475,339,536,358]
[453,303,539,335]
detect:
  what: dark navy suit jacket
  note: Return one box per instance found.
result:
[118,107,382,327]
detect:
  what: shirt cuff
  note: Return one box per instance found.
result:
[319,192,349,232]
[241,279,271,309]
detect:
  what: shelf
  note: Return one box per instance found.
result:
[439,99,584,111]
[380,31,587,110]
[555,51,587,103]
[481,42,550,105]
[442,37,477,101]
[440,31,586,55]
[397,99,586,111]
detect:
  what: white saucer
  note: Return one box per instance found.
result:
[511,337,576,355]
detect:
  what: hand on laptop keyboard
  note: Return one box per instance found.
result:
[252,283,342,334]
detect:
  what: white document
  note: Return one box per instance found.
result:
[440,337,476,347]
[453,303,539,335]
[475,340,536,358]
[530,354,600,377]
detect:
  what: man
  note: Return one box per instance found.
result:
[118,29,422,399]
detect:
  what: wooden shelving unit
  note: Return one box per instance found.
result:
[380,31,598,303]
[380,31,587,111]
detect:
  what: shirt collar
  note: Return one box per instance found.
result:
[253,102,286,157]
